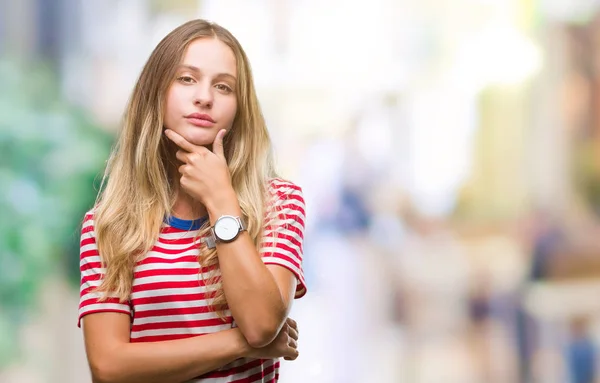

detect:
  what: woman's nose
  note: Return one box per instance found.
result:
[193,83,213,108]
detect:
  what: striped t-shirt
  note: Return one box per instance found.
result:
[78,178,307,382]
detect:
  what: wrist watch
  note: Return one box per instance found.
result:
[204,215,247,249]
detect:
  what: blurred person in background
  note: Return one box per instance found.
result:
[567,316,597,383]
[77,19,307,383]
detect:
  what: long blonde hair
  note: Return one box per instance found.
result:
[92,19,278,314]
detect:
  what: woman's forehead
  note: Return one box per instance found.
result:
[181,38,237,77]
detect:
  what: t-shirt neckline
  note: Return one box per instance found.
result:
[164,215,209,230]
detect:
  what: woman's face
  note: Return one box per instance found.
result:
[164,37,238,147]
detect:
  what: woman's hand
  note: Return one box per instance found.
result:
[246,318,299,361]
[165,129,235,208]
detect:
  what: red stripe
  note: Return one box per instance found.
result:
[150,243,200,255]
[79,296,124,308]
[199,359,265,379]
[161,226,201,234]
[267,206,305,220]
[261,232,302,250]
[81,249,99,258]
[156,236,199,245]
[261,251,301,270]
[231,361,276,383]
[134,267,201,278]
[264,223,304,241]
[270,179,302,192]
[80,261,102,272]
[81,224,94,234]
[80,273,103,286]
[131,333,203,342]
[138,255,204,266]
[80,237,96,247]
[261,241,302,262]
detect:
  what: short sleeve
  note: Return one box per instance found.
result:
[77,212,132,327]
[260,179,307,299]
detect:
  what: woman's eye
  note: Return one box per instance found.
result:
[177,76,195,84]
[215,84,233,93]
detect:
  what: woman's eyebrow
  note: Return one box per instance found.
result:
[215,73,237,83]
[178,64,236,81]
[178,64,201,74]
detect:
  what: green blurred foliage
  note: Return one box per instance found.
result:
[0,59,113,367]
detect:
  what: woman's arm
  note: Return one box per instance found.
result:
[205,191,299,348]
[83,312,298,383]
[84,312,246,383]
[164,131,306,348]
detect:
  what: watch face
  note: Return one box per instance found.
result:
[214,216,239,242]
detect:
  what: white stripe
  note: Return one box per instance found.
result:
[159,230,201,240]
[262,220,304,236]
[80,243,98,254]
[152,240,203,251]
[143,248,200,259]
[80,268,101,279]
[130,324,231,339]
[267,204,306,222]
[79,290,122,302]
[131,287,213,300]
[260,234,302,251]
[260,245,300,261]
[133,311,221,325]
[80,254,101,264]
[79,303,131,315]
[134,261,201,272]
[262,257,301,275]
[82,220,94,231]
[80,281,104,294]
[133,273,207,286]
[79,278,107,294]
[267,202,306,217]
[134,300,222,312]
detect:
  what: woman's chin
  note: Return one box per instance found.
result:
[181,129,216,147]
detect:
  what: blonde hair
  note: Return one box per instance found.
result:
[92,19,278,315]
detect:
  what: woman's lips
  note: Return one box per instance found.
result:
[185,117,216,127]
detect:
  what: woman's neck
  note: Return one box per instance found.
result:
[171,186,207,220]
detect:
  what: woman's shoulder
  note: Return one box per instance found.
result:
[81,207,99,229]
[266,178,305,209]
[267,177,303,195]
[83,207,97,220]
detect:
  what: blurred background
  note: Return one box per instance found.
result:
[2,0,600,382]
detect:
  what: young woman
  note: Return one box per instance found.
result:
[77,19,307,383]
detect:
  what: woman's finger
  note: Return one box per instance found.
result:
[288,336,298,349]
[288,325,299,341]
[165,129,197,153]
[176,150,189,163]
[286,318,297,332]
